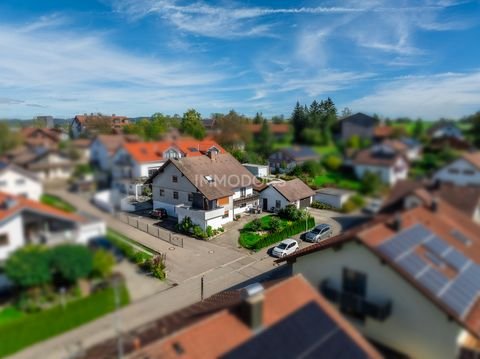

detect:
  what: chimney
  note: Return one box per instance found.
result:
[392,212,402,231]
[207,150,217,160]
[239,283,264,332]
[431,197,439,212]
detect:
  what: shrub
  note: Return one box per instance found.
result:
[268,216,283,233]
[5,246,52,289]
[323,155,343,171]
[310,201,335,210]
[145,256,167,280]
[253,217,315,250]
[341,198,358,213]
[178,217,194,233]
[50,245,93,285]
[206,226,214,238]
[91,250,115,279]
[301,160,323,177]
[133,251,151,265]
[249,218,262,232]
[360,171,382,195]
[278,204,302,221]
[192,225,207,239]
[351,194,365,207]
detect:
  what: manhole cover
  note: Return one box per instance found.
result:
[208,250,215,254]
[168,247,175,251]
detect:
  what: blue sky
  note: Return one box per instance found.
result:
[0,0,479,120]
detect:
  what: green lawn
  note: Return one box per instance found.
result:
[313,172,361,191]
[0,306,24,325]
[312,145,340,156]
[240,215,290,248]
[0,285,130,357]
[40,194,76,213]
[106,228,156,256]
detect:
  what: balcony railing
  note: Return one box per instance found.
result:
[321,280,392,321]
[233,193,260,206]
[177,205,225,221]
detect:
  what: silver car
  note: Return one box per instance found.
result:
[305,224,333,243]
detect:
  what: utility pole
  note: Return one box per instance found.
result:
[201,276,204,301]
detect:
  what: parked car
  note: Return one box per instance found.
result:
[149,208,168,219]
[304,224,333,243]
[272,239,299,258]
[363,199,383,214]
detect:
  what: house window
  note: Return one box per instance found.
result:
[188,193,193,202]
[240,187,246,198]
[0,234,8,247]
[223,210,229,218]
[0,181,6,187]
[464,169,475,175]
[148,168,159,176]
[275,200,281,209]
[173,191,179,199]
[448,168,459,174]
[172,175,178,183]
[240,203,246,208]
[341,268,367,321]
[159,189,165,197]
[15,179,25,185]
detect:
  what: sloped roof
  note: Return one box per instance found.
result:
[0,163,40,182]
[151,153,261,200]
[248,123,290,134]
[352,147,405,167]
[86,275,381,359]
[270,179,315,202]
[279,201,480,340]
[123,138,225,164]
[272,146,319,162]
[462,152,480,170]
[0,192,85,224]
[341,113,376,127]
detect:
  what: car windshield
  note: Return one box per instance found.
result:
[277,243,288,249]
[311,229,321,234]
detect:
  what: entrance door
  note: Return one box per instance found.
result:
[262,198,268,211]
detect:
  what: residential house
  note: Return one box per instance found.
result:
[341,113,377,141]
[434,151,480,186]
[428,121,470,150]
[243,163,269,178]
[259,178,315,212]
[0,163,42,201]
[381,179,480,224]
[351,143,409,186]
[71,113,130,138]
[268,146,319,173]
[314,188,354,209]
[34,115,54,128]
[90,134,138,172]
[81,275,382,359]
[20,127,64,150]
[149,152,261,230]
[0,192,105,261]
[278,201,480,359]
[112,138,225,197]
[373,125,394,141]
[72,138,92,163]
[248,123,291,141]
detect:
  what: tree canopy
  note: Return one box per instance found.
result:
[5,246,52,288]
[0,122,22,155]
[50,244,93,284]
[181,109,205,139]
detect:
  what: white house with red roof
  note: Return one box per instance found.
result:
[278,200,480,358]
[111,138,224,197]
[0,192,105,261]
[0,163,43,201]
[434,151,480,186]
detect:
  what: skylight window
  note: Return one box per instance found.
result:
[204,175,214,183]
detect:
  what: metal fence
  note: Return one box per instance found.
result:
[116,213,184,248]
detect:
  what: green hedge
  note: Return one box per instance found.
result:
[248,217,315,251]
[0,285,130,357]
[40,194,76,213]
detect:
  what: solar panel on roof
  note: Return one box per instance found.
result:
[221,302,370,359]
[378,224,432,260]
[443,249,469,271]
[417,267,449,295]
[423,236,449,256]
[397,252,428,276]
[451,229,472,246]
[424,251,445,268]
[440,264,480,317]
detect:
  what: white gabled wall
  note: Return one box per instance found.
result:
[434,158,480,186]
[292,242,463,359]
[259,186,293,210]
[0,215,25,261]
[354,158,408,186]
[90,139,112,171]
[0,169,42,201]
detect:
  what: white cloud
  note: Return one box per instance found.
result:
[349,71,480,119]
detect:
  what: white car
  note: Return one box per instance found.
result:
[272,239,299,258]
[364,199,383,214]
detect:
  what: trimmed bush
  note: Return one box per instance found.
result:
[310,201,336,210]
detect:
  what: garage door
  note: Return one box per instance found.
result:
[299,197,310,209]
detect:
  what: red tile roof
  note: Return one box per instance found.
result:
[129,276,382,359]
[248,123,290,134]
[0,192,85,224]
[462,151,480,170]
[122,138,225,164]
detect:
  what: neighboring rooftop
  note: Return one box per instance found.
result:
[268,178,315,202]
[82,275,382,359]
[248,123,290,135]
[271,146,319,161]
[279,200,480,340]
[341,113,376,127]
[462,151,480,170]
[316,187,355,196]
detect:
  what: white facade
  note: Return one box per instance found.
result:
[354,157,408,186]
[0,215,25,261]
[0,168,42,201]
[314,190,353,209]
[90,138,113,171]
[243,164,269,178]
[30,152,73,182]
[259,186,312,211]
[434,158,480,186]
[292,242,465,359]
